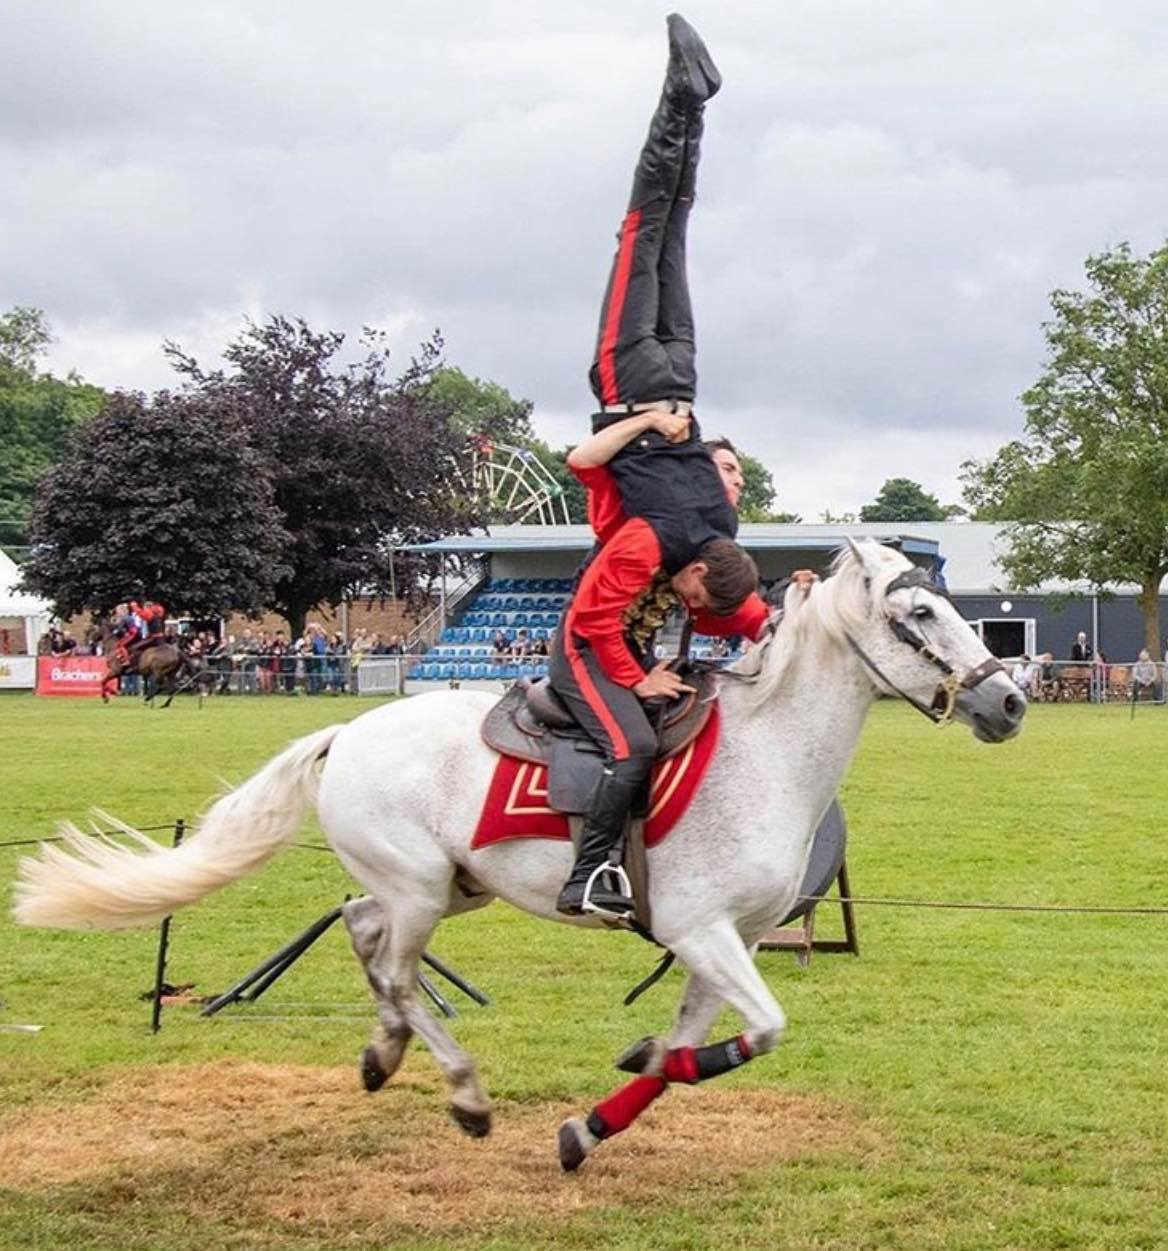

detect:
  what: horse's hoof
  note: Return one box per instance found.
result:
[360,1046,389,1093]
[557,1117,598,1172]
[615,1035,666,1076]
[450,1103,492,1138]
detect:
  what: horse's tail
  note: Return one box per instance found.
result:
[12,724,345,931]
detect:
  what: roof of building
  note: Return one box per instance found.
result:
[404,524,940,560]
[403,521,1146,595]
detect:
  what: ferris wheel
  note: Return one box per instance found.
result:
[464,437,571,526]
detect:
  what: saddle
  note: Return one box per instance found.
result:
[481,670,718,813]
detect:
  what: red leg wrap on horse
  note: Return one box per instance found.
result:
[590,1075,667,1137]
[664,1034,753,1085]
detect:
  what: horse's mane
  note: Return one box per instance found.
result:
[727,542,910,709]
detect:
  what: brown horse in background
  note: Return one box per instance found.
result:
[96,626,201,708]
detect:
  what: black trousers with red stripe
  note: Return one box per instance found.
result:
[548,630,657,777]
[588,87,703,408]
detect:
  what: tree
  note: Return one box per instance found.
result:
[0,307,106,555]
[21,391,290,619]
[0,306,54,373]
[736,451,800,522]
[962,241,1168,652]
[166,317,481,637]
[426,366,534,445]
[859,477,949,522]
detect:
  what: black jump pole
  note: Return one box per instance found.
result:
[150,818,186,1033]
[421,950,491,1006]
[200,906,344,1017]
[198,902,491,1019]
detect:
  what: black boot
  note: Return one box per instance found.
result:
[665,14,721,111]
[556,763,645,916]
[626,15,720,210]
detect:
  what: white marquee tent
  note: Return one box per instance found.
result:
[0,548,51,654]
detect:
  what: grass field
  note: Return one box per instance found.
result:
[1,691,1166,1251]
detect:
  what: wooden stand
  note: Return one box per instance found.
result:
[758,859,859,967]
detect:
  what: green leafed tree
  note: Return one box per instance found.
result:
[859,477,949,522]
[0,307,106,555]
[962,241,1168,652]
[736,450,800,522]
[425,365,534,445]
[20,390,291,619]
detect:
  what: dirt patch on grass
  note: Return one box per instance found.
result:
[0,1062,883,1236]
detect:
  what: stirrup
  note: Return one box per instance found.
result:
[581,862,634,919]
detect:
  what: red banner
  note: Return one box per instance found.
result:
[36,656,106,697]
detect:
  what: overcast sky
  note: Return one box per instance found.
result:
[4,0,1167,518]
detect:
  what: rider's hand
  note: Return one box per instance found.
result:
[648,412,692,443]
[633,660,696,701]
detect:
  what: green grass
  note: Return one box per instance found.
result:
[2,693,1167,1250]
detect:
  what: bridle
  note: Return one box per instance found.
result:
[846,567,1005,727]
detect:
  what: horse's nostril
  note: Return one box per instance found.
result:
[1003,693,1022,718]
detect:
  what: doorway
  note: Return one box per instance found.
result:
[976,618,1035,659]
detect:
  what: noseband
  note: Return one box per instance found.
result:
[847,567,1005,726]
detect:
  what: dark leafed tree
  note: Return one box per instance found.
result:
[166,318,481,638]
[859,477,949,522]
[962,241,1168,652]
[21,390,290,619]
[0,307,106,555]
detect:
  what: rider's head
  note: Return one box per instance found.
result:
[671,538,758,614]
[704,437,745,509]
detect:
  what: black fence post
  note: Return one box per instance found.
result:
[150,818,185,1033]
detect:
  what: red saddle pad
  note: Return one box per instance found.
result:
[471,704,721,851]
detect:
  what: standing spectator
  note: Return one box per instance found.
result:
[238,628,259,693]
[1070,631,1093,662]
[209,634,233,694]
[306,623,327,694]
[269,631,293,693]
[256,632,274,693]
[326,632,348,693]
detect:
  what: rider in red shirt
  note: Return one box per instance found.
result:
[549,410,768,917]
[129,601,167,657]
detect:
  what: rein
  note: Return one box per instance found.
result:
[845,567,1004,726]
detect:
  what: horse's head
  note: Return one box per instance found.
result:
[834,540,1025,743]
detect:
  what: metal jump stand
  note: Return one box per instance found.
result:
[197,905,491,1020]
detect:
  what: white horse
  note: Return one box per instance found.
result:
[14,541,1025,1169]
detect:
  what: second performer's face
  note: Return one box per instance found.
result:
[712,449,744,508]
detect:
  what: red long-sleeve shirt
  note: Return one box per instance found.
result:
[566,463,768,687]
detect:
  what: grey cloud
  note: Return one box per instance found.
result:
[4,0,1167,513]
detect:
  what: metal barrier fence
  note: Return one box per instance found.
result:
[113,653,420,697]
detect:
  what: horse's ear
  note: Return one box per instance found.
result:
[842,536,880,587]
[843,536,877,572]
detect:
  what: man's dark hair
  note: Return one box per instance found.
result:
[696,538,758,615]
[703,436,739,456]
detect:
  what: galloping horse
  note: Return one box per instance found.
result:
[97,627,200,707]
[15,542,1025,1168]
